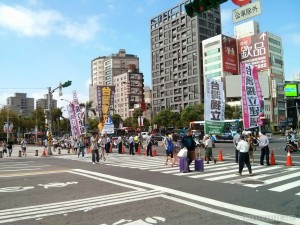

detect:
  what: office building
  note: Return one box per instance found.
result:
[150,1,222,114]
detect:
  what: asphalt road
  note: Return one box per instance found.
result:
[0,135,299,225]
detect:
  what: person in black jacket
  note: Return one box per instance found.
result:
[181,129,196,172]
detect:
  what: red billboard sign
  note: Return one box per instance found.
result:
[237,32,270,71]
[222,35,238,75]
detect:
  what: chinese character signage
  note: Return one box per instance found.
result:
[204,79,225,134]
[241,63,263,129]
[238,32,270,71]
[67,103,79,138]
[96,86,115,123]
[232,0,262,23]
[222,35,238,75]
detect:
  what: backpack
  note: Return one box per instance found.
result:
[166,138,174,154]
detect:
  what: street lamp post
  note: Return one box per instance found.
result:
[6,107,9,143]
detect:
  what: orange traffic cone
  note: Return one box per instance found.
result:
[286,150,293,166]
[153,147,157,157]
[145,147,148,155]
[109,143,113,153]
[42,148,47,156]
[218,149,224,161]
[270,150,276,165]
[122,145,125,154]
[137,145,141,155]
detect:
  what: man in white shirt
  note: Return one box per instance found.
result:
[128,135,134,155]
[233,130,241,163]
[236,135,253,176]
[259,131,270,166]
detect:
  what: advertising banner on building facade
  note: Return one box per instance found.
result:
[204,79,225,134]
[238,32,270,71]
[241,63,263,129]
[222,35,238,75]
[102,115,114,134]
[96,85,115,124]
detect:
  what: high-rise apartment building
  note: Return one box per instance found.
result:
[112,69,144,120]
[150,1,222,114]
[90,49,140,109]
[6,93,34,116]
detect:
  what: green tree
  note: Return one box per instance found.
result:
[111,114,123,128]
[153,109,175,128]
[180,104,204,127]
[123,117,134,127]
[80,101,96,132]
[51,107,64,136]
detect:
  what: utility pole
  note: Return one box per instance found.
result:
[47,87,53,155]
[6,107,9,144]
[46,80,72,156]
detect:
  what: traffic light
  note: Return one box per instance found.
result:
[45,124,48,131]
[61,80,72,88]
[185,0,228,17]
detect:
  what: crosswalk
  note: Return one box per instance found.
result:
[57,153,300,196]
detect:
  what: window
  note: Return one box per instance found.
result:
[204,48,220,56]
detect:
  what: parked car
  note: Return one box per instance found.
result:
[151,133,164,142]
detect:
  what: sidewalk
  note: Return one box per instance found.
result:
[0,143,166,159]
[0,144,77,158]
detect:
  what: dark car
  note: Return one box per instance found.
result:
[151,133,164,142]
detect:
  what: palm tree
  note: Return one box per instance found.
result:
[79,101,96,133]
[52,107,64,136]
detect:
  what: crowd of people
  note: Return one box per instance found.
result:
[1,129,271,177]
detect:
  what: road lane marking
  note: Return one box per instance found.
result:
[268,180,300,192]
[75,169,300,225]
[0,165,50,170]
[0,170,70,178]
[0,190,161,223]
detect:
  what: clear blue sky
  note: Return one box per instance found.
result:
[0,0,299,109]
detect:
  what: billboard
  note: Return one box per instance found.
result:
[237,32,270,71]
[222,35,239,75]
[285,83,298,97]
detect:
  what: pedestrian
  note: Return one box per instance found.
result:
[77,136,85,158]
[52,138,58,152]
[162,133,175,166]
[98,134,107,160]
[181,129,196,172]
[247,133,254,163]
[259,131,270,166]
[20,138,28,156]
[2,141,8,157]
[84,136,90,153]
[134,134,139,153]
[73,138,78,154]
[91,132,99,164]
[105,135,111,153]
[146,132,153,156]
[204,135,216,164]
[7,139,13,157]
[233,130,241,163]
[235,135,253,176]
[128,134,134,155]
[117,135,122,154]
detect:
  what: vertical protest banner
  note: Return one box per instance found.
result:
[241,63,262,129]
[72,91,85,135]
[204,79,225,134]
[96,86,115,132]
[67,103,79,138]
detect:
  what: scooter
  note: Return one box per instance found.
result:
[285,141,300,153]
